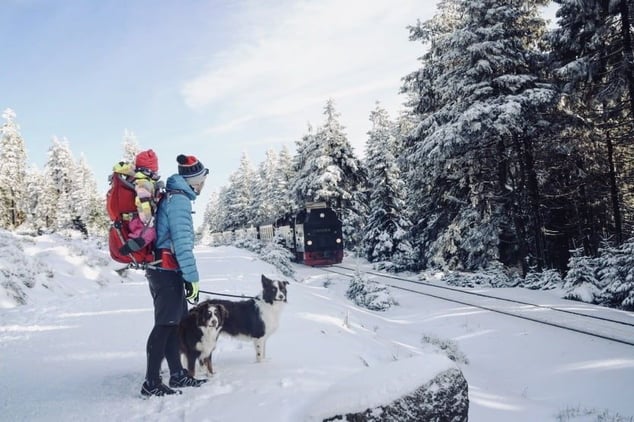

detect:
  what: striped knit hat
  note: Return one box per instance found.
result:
[177,154,208,185]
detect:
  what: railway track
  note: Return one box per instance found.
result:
[319,264,634,347]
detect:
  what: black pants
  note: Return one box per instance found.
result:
[144,268,188,383]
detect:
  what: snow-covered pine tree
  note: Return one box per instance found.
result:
[548,0,634,248]
[22,165,46,233]
[205,146,294,235]
[272,145,296,219]
[291,102,367,247]
[0,108,28,229]
[291,124,322,205]
[563,247,601,303]
[401,0,555,271]
[213,187,232,232]
[76,154,108,235]
[313,99,367,248]
[253,149,279,226]
[223,152,257,229]
[201,190,221,235]
[362,103,415,271]
[121,129,141,163]
[312,100,349,206]
[595,238,634,310]
[43,137,81,231]
[345,268,397,312]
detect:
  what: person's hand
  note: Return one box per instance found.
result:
[185,282,199,304]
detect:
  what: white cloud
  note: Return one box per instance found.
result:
[181,0,426,133]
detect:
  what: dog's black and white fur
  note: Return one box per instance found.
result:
[208,274,288,363]
[179,300,228,376]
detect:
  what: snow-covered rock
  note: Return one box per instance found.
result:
[303,355,469,421]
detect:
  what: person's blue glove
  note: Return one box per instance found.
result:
[185,282,199,304]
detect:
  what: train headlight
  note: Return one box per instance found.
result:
[306,240,313,246]
[336,238,341,244]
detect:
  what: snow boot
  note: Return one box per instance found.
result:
[169,369,207,388]
[141,379,181,397]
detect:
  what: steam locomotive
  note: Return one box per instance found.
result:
[210,202,344,266]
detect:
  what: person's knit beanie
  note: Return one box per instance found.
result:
[177,154,208,185]
[135,149,159,173]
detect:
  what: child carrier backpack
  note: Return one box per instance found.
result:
[106,161,163,268]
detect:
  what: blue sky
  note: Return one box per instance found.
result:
[2,0,556,225]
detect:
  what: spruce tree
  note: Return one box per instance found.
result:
[273,145,296,218]
[76,154,107,235]
[253,149,279,225]
[0,108,28,229]
[596,239,634,310]
[43,137,80,231]
[121,129,141,163]
[290,124,320,205]
[313,99,365,209]
[362,103,415,271]
[23,165,45,233]
[223,153,256,229]
[563,248,601,303]
[402,0,555,271]
[549,0,634,248]
[291,99,366,247]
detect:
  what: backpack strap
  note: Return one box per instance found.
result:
[165,188,186,196]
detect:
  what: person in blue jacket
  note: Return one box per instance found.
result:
[140,154,209,397]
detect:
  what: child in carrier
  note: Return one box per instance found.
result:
[118,149,162,256]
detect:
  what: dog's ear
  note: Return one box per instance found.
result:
[262,274,273,287]
[283,280,289,286]
[219,304,229,322]
[196,304,208,325]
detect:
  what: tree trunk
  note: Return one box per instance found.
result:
[522,135,544,270]
[619,0,634,119]
[606,130,624,244]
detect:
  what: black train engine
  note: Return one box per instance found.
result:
[269,202,343,266]
[292,203,343,265]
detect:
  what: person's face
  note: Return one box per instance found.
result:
[189,169,209,195]
[190,178,206,195]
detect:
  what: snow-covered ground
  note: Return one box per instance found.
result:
[1,234,633,421]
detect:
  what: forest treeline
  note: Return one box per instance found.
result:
[202,1,634,309]
[1,0,633,309]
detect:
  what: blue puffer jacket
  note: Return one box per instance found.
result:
[154,174,199,283]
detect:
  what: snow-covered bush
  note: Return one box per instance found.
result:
[595,239,634,310]
[524,268,563,290]
[259,237,295,277]
[421,333,469,365]
[563,248,601,303]
[232,234,295,278]
[442,263,519,288]
[0,231,121,308]
[232,236,262,253]
[564,240,634,310]
[0,231,52,305]
[346,269,397,311]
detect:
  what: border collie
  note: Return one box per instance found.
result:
[208,274,288,363]
[179,300,228,376]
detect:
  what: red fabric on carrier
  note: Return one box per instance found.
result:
[106,172,156,265]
